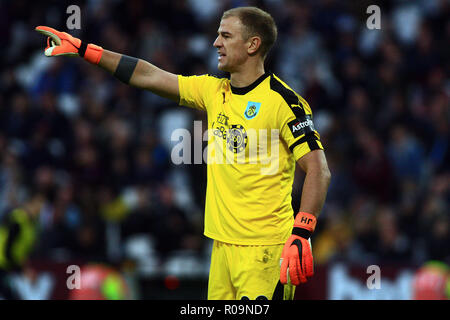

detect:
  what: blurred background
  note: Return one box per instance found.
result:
[0,0,448,300]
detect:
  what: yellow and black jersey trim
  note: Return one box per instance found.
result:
[269,75,321,152]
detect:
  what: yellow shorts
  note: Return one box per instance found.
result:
[207,240,295,300]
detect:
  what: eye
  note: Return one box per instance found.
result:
[219,32,231,39]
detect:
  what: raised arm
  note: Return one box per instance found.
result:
[35,26,180,102]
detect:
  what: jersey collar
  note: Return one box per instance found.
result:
[230,72,271,95]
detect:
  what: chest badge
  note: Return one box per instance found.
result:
[244,101,261,120]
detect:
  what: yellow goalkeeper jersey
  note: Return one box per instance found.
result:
[178,72,323,245]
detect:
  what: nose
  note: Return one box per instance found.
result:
[213,36,221,48]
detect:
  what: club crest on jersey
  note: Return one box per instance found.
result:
[244,101,261,120]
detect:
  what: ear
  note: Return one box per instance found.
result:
[247,36,262,56]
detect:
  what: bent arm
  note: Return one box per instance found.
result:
[98,49,180,102]
[296,149,331,218]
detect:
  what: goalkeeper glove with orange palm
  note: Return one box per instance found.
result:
[280,212,317,285]
[35,26,103,64]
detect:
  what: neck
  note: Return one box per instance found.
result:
[230,62,265,88]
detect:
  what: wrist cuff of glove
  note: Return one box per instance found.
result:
[79,42,103,65]
[292,227,312,239]
[292,212,317,238]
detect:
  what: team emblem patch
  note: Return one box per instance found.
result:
[244,101,261,120]
[227,124,248,153]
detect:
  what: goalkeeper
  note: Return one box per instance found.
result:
[35,6,331,300]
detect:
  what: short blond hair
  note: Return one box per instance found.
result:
[222,6,277,59]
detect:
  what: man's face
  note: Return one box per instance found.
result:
[213,16,249,72]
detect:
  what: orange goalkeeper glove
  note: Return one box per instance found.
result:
[280,212,317,285]
[35,26,103,64]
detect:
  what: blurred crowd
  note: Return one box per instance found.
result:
[0,0,448,280]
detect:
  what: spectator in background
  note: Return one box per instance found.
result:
[0,146,27,215]
[387,124,425,183]
[0,192,46,299]
[278,1,334,94]
[352,127,395,203]
[420,172,450,264]
[374,205,411,263]
[152,184,203,259]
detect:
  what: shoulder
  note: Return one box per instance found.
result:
[179,73,227,82]
[207,73,229,81]
[178,74,228,101]
[201,73,229,84]
[208,74,229,89]
[270,74,303,105]
[182,73,228,89]
[269,74,310,117]
[269,74,300,106]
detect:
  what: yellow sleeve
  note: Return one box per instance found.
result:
[178,74,221,111]
[277,96,323,161]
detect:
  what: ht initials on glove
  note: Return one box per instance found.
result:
[280,212,317,285]
[35,26,103,64]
